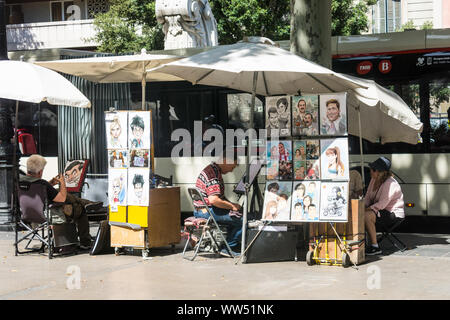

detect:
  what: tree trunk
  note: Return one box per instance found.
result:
[290,0,331,68]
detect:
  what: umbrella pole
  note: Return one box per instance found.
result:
[357,106,366,188]
[241,71,258,260]
[12,100,19,226]
[142,70,147,111]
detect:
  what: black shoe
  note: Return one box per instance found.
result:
[366,245,382,255]
[84,202,103,212]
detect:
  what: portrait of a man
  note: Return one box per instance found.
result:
[320,93,347,136]
[64,159,89,192]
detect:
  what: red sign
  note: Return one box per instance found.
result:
[356,61,373,75]
[378,60,392,73]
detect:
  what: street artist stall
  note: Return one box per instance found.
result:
[36,53,185,258]
[106,110,180,258]
[150,38,422,267]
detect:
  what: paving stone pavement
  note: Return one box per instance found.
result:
[1,230,450,300]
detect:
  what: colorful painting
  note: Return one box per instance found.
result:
[292,95,319,136]
[108,150,128,169]
[64,159,89,193]
[108,168,127,207]
[320,138,349,180]
[278,140,292,180]
[129,149,150,168]
[291,181,321,222]
[319,93,347,136]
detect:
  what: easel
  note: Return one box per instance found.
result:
[234,164,273,264]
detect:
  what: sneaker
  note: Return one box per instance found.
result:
[220,247,240,257]
[366,245,382,255]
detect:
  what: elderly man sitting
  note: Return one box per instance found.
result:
[19,154,102,250]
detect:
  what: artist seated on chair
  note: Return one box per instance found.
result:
[364,157,405,256]
[19,154,102,250]
[193,149,241,255]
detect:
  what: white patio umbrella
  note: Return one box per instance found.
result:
[148,39,368,260]
[35,50,183,110]
[344,74,423,187]
[0,59,91,227]
[345,74,423,145]
[0,60,91,108]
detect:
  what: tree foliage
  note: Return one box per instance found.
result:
[91,0,164,54]
[92,0,377,53]
[331,0,377,36]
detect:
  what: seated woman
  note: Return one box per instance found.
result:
[364,157,405,255]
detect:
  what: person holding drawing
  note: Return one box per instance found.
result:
[364,157,405,255]
[21,154,101,250]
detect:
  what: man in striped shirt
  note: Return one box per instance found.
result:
[194,150,242,256]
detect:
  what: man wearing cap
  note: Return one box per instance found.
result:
[364,157,405,255]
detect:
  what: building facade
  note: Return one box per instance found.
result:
[369,0,450,34]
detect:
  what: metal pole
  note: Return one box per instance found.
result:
[0,0,7,60]
[241,71,258,261]
[0,1,14,230]
[357,106,366,188]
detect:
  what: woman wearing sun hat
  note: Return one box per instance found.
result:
[364,157,405,255]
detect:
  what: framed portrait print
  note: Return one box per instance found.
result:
[292,95,319,136]
[319,92,347,136]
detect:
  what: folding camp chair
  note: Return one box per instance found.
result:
[376,217,407,252]
[182,188,235,261]
[14,180,79,259]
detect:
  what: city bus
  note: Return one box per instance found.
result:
[331,28,450,220]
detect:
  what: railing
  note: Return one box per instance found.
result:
[6,19,98,51]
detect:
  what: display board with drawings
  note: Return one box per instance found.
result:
[106,110,153,210]
[261,92,349,222]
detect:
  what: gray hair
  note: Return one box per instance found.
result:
[27,154,47,174]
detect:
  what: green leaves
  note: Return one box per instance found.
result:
[91,0,164,54]
[91,0,373,53]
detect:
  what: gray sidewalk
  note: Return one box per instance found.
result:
[1,230,450,300]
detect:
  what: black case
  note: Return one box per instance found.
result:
[244,227,298,263]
